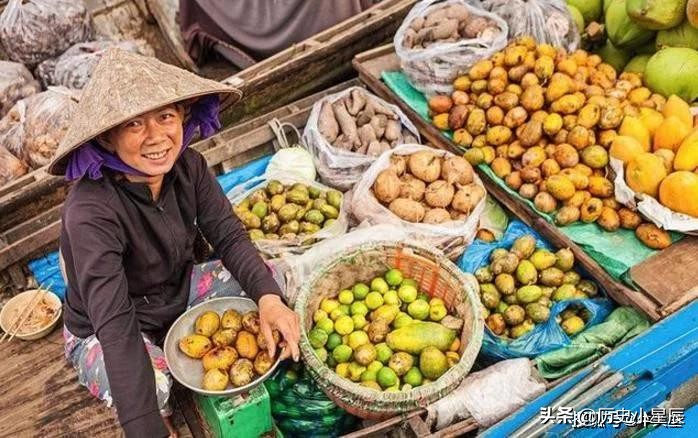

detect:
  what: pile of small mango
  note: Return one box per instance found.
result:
[475,234,598,339]
[234,180,342,242]
[179,309,279,391]
[307,269,464,392]
[428,36,673,248]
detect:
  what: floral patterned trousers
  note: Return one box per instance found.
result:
[63,259,284,417]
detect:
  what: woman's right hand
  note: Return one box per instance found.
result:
[258,294,301,361]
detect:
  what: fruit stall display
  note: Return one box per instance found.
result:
[427,37,694,248]
[178,309,279,391]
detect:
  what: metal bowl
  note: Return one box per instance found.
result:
[164,297,281,397]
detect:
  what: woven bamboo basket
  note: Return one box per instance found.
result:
[294,241,484,420]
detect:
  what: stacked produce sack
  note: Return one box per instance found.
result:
[428,36,680,249]
[567,0,698,103]
[394,0,509,95]
[303,87,420,190]
[351,144,486,259]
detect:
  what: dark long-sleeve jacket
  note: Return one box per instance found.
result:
[60,148,282,437]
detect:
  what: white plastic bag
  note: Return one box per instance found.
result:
[35,39,153,89]
[483,0,580,52]
[0,145,28,187]
[351,144,486,259]
[226,172,349,257]
[0,87,80,169]
[302,86,420,191]
[0,0,92,68]
[394,0,508,96]
[0,60,40,118]
[610,157,698,234]
[425,358,546,429]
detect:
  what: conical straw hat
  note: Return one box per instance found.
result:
[48,48,241,175]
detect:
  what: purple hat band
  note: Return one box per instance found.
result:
[64,94,221,181]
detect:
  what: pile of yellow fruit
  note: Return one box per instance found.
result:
[307,269,464,392]
[613,95,698,221]
[428,36,678,248]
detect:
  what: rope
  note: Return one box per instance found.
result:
[267,118,302,151]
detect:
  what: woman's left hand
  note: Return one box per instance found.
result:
[259,294,300,361]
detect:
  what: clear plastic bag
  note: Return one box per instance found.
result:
[350,144,486,259]
[0,60,40,118]
[302,86,420,191]
[35,39,153,89]
[0,0,92,68]
[0,87,80,169]
[226,172,349,257]
[483,0,580,52]
[394,0,508,96]
[0,144,28,187]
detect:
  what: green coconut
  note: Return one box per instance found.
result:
[626,0,687,31]
[657,20,698,49]
[606,0,656,49]
[634,38,658,54]
[624,54,652,74]
[567,0,603,24]
[644,47,698,102]
[597,39,633,71]
[568,5,585,34]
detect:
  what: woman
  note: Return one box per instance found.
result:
[48,49,300,438]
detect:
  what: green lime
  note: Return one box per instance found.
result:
[397,284,418,303]
[375,343,393,364]
[383,290,401,306]
[429,297,445,307]
[417,292,430,301]
[429,304,448,322]
[308,328,328,348]
[314,347,328,363]
[316,317,334,334]
[403,367,423,387]
[326,355,337,369]
[338,289,354,305]
[348,362,367,382]
[352,283,370,300]
[367,361,383,373]
[365,291,384,310]
[360,369,378,382]
[336,362,350,378]
[371,277,390,293]
[320,298,340,314]
[385,269,404,287]
[393,313,413,329]
[334,315,355,335]
[348,330,370,350]
[401,278,418,288]
[326,333,343,350]
[361,381,382,391]
[338,304,351,315]
[332,344,353,363]
[329,308,344,321]
[407,299,430,320]
[350,301,369,316]
[377,367,399,389]
[352,314,368,330]
[313,309,328,322]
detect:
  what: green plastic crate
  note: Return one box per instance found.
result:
[195,385,275,438]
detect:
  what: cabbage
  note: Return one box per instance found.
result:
[644,47,698,102]
[266,146,317,181]
[624,54,652,74]
[657,20,698,49]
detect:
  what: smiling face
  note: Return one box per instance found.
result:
[102,104,185,180]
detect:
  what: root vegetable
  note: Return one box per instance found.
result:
[384,120,401,142]
[366,99,398,120]
[332,100,358,144]
[389,198,426,222]
[452,183,485,214]
[318,102,339,143]
[409,151,442,183]
[424,180,455,208]
[373,169,401,203]
[424,7,450,27]
[389,155,407,176]
[410,16,425,32]
[358,124,377,148]
[431,19,459,40]
[400,174,426,201]
[370,115,388,138]
[423,208,452,224]
[367,140,391,157]
[441,156,474,185]
[347,89,367,115]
